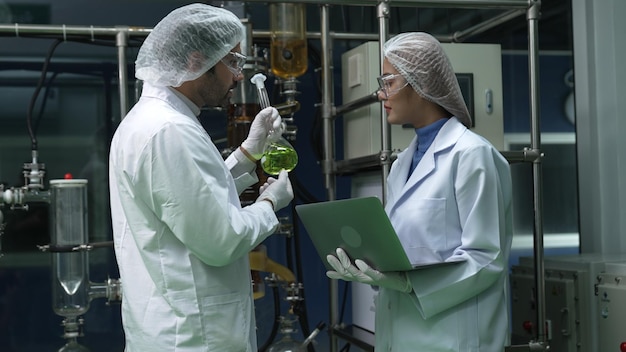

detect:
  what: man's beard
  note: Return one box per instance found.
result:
[204,90,231,109]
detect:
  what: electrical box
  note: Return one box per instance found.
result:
[340,41,504,161]
[511,263,583,351]
[511,253,626,352]
[596,262,626,352]
[341,42,383,161]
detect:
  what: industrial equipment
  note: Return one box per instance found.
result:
[2,174,121,351]
[596,262,626,352]
[341,40,504,161]
[510,253,626,352]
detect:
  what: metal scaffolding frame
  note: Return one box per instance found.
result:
[0,1,547,350]
[0,24,151,118]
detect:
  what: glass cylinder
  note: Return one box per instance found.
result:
[227,99,267,205]
[270,3,308,79]
[229,19,263,148]
[49,179,90,318]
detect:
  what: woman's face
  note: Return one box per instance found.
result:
[377,58,426,128]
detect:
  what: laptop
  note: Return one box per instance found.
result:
[295,196,465,272]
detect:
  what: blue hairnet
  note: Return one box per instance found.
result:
[135,3,245,87]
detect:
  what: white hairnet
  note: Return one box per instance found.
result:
[135,3,245,87]
[383,32,472,128]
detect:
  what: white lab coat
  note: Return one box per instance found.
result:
[109,83,279,351]
[375,117,513,351]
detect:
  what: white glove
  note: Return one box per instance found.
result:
[241,107,281,160]
[258,176,277,195]
[256,169,293,211]
[326,248,412,293]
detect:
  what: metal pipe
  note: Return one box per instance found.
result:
[89,278,123,303]
[0,24,148,123]
[377,0,391,206]
[0,209,4,258]
[500,149,542,164]
[247,0,529,9]
[320,6,336,202]
[253,29,379,41]
[2,23,480,44]
[319,5,339,352]
[333,91,380,117]
[116,28,129,119]
[527,0,547,348]
[445,9,525,42]
[0,23,151,37]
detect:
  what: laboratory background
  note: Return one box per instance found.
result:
[0,0,625,351]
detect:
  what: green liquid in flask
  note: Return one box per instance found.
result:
[261,141,298,175]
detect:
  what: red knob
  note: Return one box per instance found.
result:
[64,173,73,179]
[522,321,533,333]
[620,342,626,352]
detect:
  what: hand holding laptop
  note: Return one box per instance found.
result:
[326,248,412,293]
[296,197,466,272]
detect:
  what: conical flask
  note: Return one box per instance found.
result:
[250,73,298,175]
[260,128,298,175]
[267,316,304,352]
[58,340,90,352]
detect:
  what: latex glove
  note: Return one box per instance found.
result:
[256,169,293,211]
[258,176,277,195]
[326,247,359,281]
[241,107,281,160]
[326,248,412,293]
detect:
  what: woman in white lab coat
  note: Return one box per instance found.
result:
[327,32,513,351]
[109,4,294,351]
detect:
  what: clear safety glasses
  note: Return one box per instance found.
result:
[221,51,247,76]
[377,73,409,99]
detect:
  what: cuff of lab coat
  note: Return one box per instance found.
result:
[226,148,257,175]
[250,200,280,233]
[226,148,259,194]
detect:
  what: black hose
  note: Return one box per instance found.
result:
[27,39,63,150]
[33,71,59,136]
[258,285,282,352]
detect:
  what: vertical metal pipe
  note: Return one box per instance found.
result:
[527,0,547,347]
[0,208,4,258]
[319,5,338,352]
[377,0,391,205]
[321,6,336,203]
[116,28,129,119]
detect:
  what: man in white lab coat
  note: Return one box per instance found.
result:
[109,4,294,351]
[327,32,513,351]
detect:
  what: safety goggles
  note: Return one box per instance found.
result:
[221,51,247,76]
[377,73,409,99]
